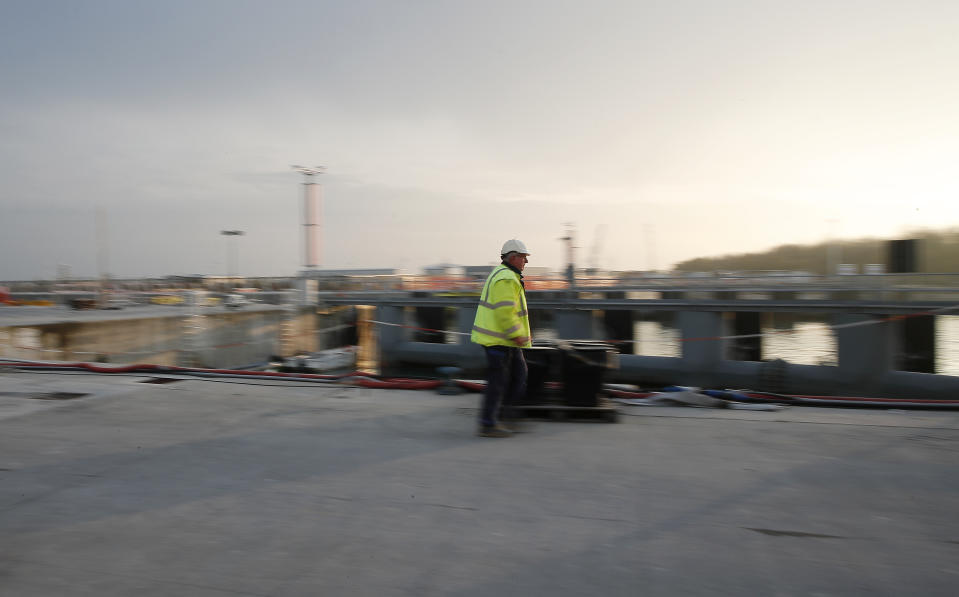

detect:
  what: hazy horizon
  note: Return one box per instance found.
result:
[3,1,958,280]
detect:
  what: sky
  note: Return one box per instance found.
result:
[2,0,958,280]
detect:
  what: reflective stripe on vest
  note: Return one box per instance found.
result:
[478,299,515,309]
[471,325,509,340]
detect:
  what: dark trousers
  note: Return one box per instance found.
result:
[480,346,527,427]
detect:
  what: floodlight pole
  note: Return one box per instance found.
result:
[291,165,326,272]
[220,230,244,280]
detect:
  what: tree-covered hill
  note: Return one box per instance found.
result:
[672,227,959,274]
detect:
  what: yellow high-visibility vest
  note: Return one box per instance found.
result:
[471,265,532,347]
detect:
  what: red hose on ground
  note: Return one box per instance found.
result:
[3,360,432,389]
[741,391,959,405]
[348,378,443,390]
[7,359,959,407]
[738,391,959,407]
[456,380,486,392]
[604,389,656,399]
[8,360,377,380]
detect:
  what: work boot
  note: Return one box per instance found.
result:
[501,419,530,433]
[477,424,512,438]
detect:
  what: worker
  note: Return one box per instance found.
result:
[471,239,532,437]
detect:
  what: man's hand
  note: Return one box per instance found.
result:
[513,336,530,346]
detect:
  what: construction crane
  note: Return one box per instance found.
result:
[559,223,577,288]
[588,224,607,273]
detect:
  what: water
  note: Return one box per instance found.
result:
[937,317,959,374]
[627,315,959,375]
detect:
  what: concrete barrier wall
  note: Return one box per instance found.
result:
[0,307,322,368]
[0,317,184,364]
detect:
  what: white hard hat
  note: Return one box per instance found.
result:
[501,239,530,255]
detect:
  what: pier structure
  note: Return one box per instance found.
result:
[321,275,959,400]
[4,273,959,399]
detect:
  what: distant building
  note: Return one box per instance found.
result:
[423,264,464,276]
[299,268,397,278]
[464,265,496,279]
[523,266,550,277]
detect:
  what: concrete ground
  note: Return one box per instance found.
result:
[1,370,958,596]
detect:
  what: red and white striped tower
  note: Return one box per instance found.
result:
[291,165,326,271]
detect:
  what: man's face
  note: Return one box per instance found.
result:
[507,252,529,272]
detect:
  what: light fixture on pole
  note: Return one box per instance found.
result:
[220,230,245,279]
[291,165,326,272]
